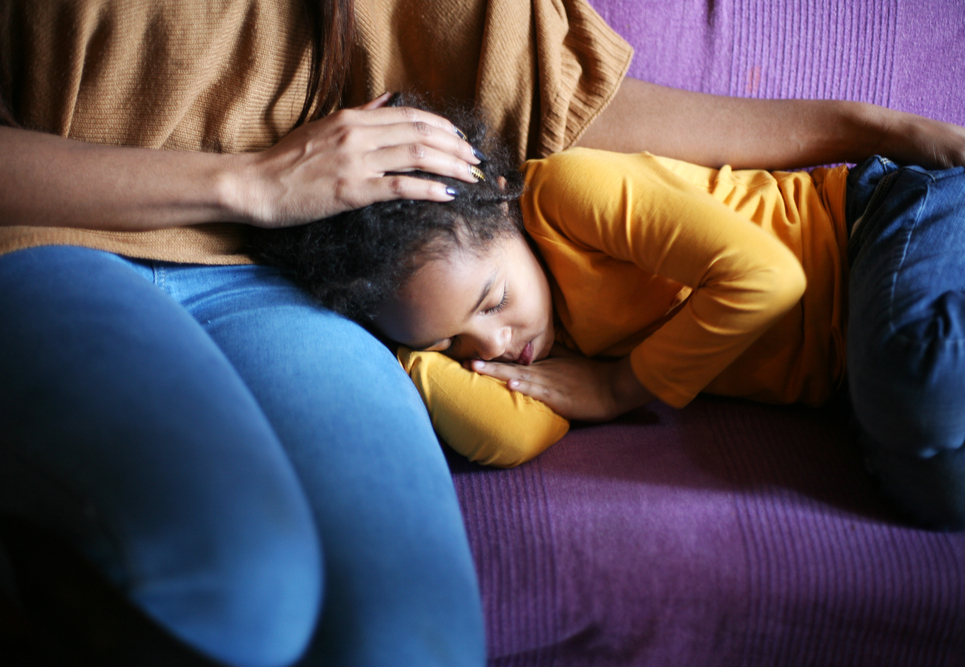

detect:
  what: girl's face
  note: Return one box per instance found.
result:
[374,231,555,365]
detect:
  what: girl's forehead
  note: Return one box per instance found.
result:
[374,242,504,347]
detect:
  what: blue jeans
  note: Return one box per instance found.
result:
[0,246,485,667]
[847,157,965,530]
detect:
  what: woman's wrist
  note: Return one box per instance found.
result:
[0,125,256,231]
[215,151,272,228]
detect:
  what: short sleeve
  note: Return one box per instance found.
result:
[348,0,633,162]
[397,348,570,467]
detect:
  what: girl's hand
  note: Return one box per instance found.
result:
[235,93,482,228]
[469,346,655,422]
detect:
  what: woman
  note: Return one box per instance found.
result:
[1,1,964,665]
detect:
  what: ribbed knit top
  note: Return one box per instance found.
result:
[0,0,632,264]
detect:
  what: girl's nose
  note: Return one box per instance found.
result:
[476,326,512,361]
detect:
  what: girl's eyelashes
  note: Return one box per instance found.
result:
[483,286,509,315]
[441,335,461,357]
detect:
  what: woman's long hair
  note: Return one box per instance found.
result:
[297,0,356,125]
[0,0,356,129]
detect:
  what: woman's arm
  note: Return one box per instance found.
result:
[0,96,480,231]
[577,78,965,170]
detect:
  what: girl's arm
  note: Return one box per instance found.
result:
[0,96,480,232]
[474,149,807,420]
[577,78,965,170]
[399,348,570,468]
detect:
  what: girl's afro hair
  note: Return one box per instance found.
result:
[250,92,525,324]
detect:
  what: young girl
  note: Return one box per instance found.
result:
[255,97,965,532]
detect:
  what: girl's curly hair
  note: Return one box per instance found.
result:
[250,93,525,324]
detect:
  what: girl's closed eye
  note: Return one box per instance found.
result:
[440,335,462,359]
[422,337,456,353]
[483,287,509,315]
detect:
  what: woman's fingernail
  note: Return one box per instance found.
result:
[454,127,469,141]
[472,360,485,369]
[469,165,486,182]
[472,147,487,162]
[445,186,458,197]
[509,379,519,388]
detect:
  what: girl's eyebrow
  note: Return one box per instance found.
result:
[469,269,498,316]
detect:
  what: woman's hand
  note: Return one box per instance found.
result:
[468,346,655,422]
[871,108,965,169]
[235,93,482,228]
[0,94,481,233]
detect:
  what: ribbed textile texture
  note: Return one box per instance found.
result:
[593,0,962,127]
[451,396,965,667]
[0,0,631,264]
[450,1,965,665]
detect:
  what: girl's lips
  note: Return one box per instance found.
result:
[517,341,534,366]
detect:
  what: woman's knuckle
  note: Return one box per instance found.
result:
[334,125,362,148]
[333,177,353,203]
[413,120,433,137]
[328,108,349,125]
[386,175,408,197]
[408,143,428,160]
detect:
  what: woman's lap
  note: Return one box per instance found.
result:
[171,259,484,666]
[0,245,483,667]
[847,158,965,529]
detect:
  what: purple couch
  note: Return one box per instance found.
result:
[449,2,965,665]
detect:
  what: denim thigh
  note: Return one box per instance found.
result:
[0,246,485,667]
[0,246,322,667]
[161,261,485,667]
[847,157,965,529]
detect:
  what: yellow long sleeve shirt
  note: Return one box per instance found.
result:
[401,148,850,466]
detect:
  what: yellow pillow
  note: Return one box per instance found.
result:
[397,348,570,467]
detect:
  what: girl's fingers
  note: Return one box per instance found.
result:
[504,378,554,402]
[470,360,519,381]
[471,360,554,399]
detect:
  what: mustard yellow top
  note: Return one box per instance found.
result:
[404,148,850,466]
[0,0,631,263]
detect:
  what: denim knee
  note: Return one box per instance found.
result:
[141,499,323,667]
[846,158,965,530]
[0,246,325,667]
[848,306,965,456]
[858,430,965,531]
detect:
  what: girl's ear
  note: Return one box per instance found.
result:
[496,176,507,191]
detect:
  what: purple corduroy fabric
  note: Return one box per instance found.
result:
[593,0,963,127]
[450,398,965,666]
[449,1,965,665]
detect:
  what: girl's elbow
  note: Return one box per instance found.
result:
[764,258,807,313]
